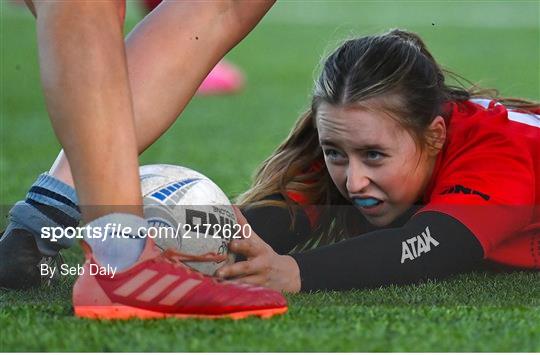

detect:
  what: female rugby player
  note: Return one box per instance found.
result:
[2,5,536,301]
[215,29,540,292]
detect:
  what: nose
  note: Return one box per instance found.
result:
[346,161,370,194]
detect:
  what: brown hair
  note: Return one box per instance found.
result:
[237,29,538,247]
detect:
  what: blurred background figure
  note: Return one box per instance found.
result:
[141,0,246,96]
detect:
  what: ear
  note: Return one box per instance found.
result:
[425,116,446,155]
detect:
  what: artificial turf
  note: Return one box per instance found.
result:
[1,1,539,351]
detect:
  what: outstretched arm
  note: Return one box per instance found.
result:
[218,209,484,292]
[290,211,483,291]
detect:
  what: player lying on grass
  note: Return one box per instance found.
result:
[216,29,540,292]
[1,9,537,299]
[1,0,288,319]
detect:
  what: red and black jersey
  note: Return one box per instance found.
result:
[287,99,540,269]
[418,99,540,268]
[249,99,540,291]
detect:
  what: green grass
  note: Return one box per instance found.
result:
[1,271,539,352]
[1,0,539,352]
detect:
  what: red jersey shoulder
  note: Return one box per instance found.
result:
[421,99,539,257]
[427,99,538,203]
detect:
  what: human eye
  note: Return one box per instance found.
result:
[365,150,385,162]
[323,148,346,163]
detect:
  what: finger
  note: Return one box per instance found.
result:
[232,274,267,288]
[215,260,254,279]
[229,237,266,258]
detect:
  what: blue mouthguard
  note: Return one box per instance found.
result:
[353,197,380,207]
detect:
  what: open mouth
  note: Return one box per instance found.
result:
[352,197,383,209]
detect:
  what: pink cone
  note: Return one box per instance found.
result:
[196,60,245,96]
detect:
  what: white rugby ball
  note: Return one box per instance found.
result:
[140,164,236,275]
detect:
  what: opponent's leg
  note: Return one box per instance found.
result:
[2,1,275,289]
[1,0,145,289]
[15,0,274,230]
[49,0,274,184]
[11,2,287,318]
[32,0,142,220]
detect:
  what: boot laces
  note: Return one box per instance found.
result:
[157,248,227,280]
[161,248,227,264]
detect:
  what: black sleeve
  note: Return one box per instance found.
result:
[291,211,484,291]
[241,194,312,255]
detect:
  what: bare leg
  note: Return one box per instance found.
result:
[30,0,141,222]
[49,1,275,189]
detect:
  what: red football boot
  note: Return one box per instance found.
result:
[73,239,287,320]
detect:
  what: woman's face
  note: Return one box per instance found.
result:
[317,101,442,227]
